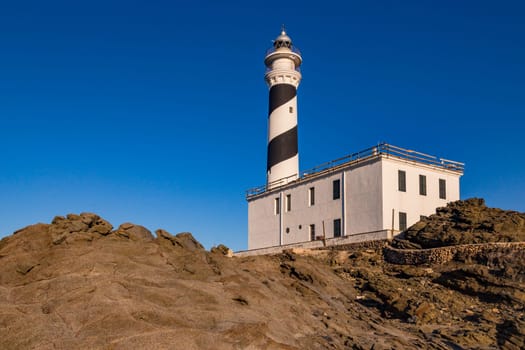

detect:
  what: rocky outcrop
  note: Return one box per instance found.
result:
[210,244,234,257]
[156,229,205,251]
[0,208,524,349]
[47,212,112,244]
[397,198,525,249]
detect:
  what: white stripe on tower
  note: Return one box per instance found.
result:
[264,28,302,188]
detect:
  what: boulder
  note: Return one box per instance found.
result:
[155,229,204,251]
[211,244,233,257]
[116,223,154,241]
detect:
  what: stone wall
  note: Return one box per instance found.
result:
[319,239,388,252]
[235,230,393,257]
[383,242,525,265]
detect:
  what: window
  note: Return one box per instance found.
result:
[309,224,316,241]
[399,212,407,231]
[289,106,293,113]
[309,187,315,206]
[274,197,280,215]
[398,170,406,192]
[286,194,291,211]
[333,179,341,200]
[439,179,446,199]
[419,175,427,196]
[333,219,341,238]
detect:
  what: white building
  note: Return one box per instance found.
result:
[247,143,464,250]
[245,30,464,252]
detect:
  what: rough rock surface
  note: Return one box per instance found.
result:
[0,206,524,349]
[397,198,525,249]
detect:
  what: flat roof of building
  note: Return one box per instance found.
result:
[246,143,464,199]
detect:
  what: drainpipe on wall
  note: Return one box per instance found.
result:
[322,220,326,247]
[391,208,395,232]
[279,192,283,246]
[342,171,346,236]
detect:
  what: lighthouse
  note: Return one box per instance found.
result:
[245,29,464,253]
[264,28,302,188]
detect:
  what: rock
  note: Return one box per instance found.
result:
[52,233,67,245]
[211,244,233,257]
[69,220,88,233]
[0,206,523,350]
[115,230,129,238]
[410,302,438,324]
[46,213,113,238]
[89,224,111,235]
[120,223,135,230]
[394,265,434,279]
[15,262,37,275]
[391,238,422,250]
[117,223,153,241]
[174,232,205,251]
[83,214,113,236]
[280,262,313,283]
[79,212,98,225]
[66,213,82,221]
[232,296,249,305]
[400,198,525,248]
[497,319,525,350]
[156,229,204,251]
[52,216,66,224]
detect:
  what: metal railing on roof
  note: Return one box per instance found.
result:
[246,143,465,198]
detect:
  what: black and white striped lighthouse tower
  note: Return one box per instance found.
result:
[264,28,303,188]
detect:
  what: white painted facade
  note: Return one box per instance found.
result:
[247,145,463,250]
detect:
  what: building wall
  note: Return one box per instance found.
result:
[248,155,462,250]
[247,195,280,249]
[381,157,461,231]
[247,172,344,249]
[345,159,383,235]
[279,173,343,243]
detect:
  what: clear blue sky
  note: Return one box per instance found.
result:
[1,1,524,251]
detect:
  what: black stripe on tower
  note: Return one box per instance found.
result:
[267,126,298,171]
[268,84,297,115]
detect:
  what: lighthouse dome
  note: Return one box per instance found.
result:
[273,30,292,49]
